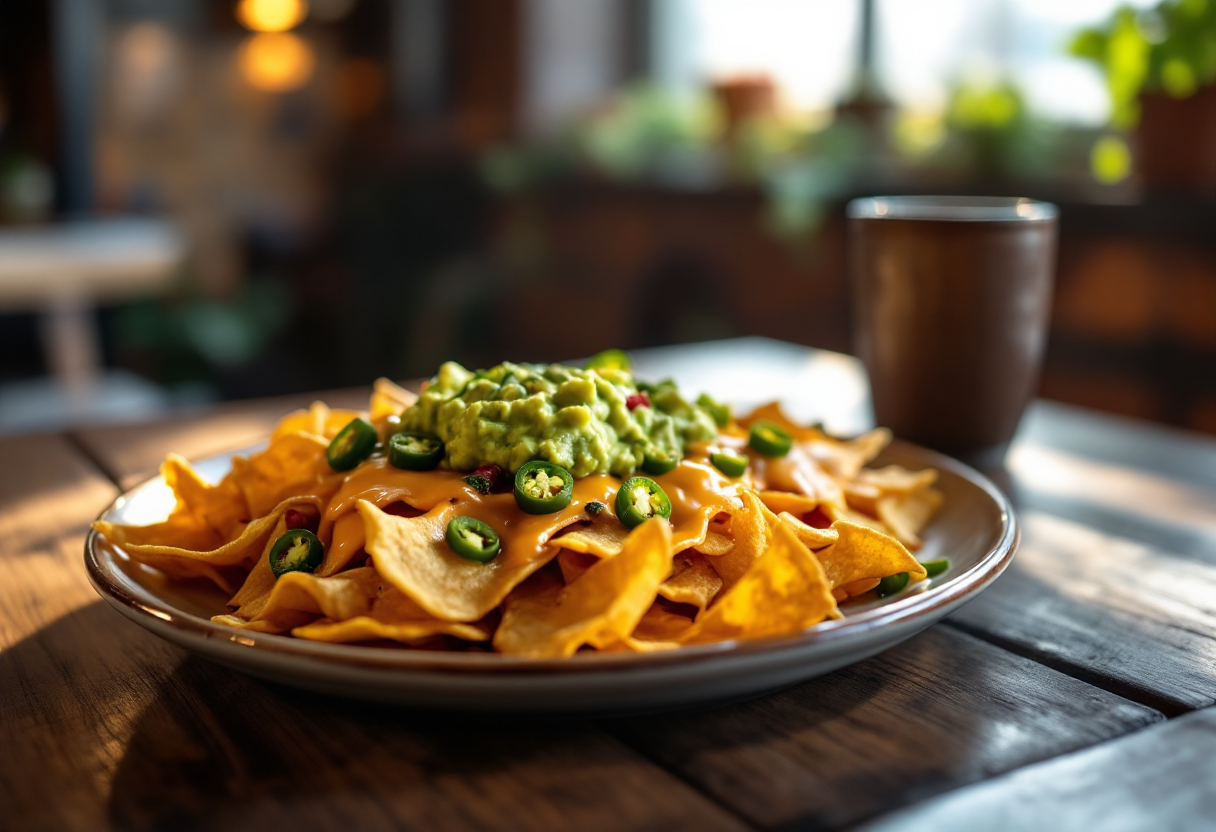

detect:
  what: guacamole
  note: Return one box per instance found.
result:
[397,361,720,477]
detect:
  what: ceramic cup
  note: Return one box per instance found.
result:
[848,196,1058,467]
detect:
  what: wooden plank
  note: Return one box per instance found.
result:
[0,437,750,832]
[855,709,1216,832]
[950,509,1216,714]
[605,626,1160,832]
[72,387,371,490]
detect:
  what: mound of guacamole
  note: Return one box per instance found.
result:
[397,361,720,477]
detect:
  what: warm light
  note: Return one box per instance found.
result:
[237,32,315,92]
[237,0,308,33]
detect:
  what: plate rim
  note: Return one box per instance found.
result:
[85,439,1018,677]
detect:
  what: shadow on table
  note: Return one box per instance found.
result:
[0,601,726,831]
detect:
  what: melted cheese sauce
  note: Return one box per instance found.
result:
[312,456,748,576]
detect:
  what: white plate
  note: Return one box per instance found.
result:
[85,441,1017,715]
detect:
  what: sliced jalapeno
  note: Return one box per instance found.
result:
[513,460,574,515]
[615,476,672,529]
[269,529,325,579]
[748,421,793,458]
[327,418,378,471]
[641,449,678,476]
[921,558,950,578]
[445,516,501,563]
[697,393,731,428]
[387,431,444,471]
[710,448,748,478]
[876,571,910,598]
[585,348,631,372]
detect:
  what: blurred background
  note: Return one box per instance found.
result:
[0,0,1213,436]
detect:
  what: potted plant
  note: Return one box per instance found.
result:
[1070,0,1216,188]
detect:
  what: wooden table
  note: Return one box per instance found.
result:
[4,338,1216,831]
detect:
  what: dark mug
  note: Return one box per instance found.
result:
[848,196,1057,467]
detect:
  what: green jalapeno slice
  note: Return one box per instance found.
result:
[921,558,950,578]
[641,449,678,476]
[513,460,574,515]
[876,571,910,598]
[615,476,672,529]
[269,529,325,579]
[748,421,793,458]
[696,393,731,428]
[445,516,501,563]
[327,418,378,471]
[584,348,631,372]
[387,431,444,471]
[710,448,748,478]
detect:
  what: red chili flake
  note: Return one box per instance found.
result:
[625,392,650,411]
[473,464,510,493]
[284,508,320,532]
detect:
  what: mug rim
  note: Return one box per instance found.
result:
[847,196,1058,223]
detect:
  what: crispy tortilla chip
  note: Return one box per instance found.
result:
[877,487,943,550]
[557,549,599,585]
[215,567,383,633]
[292,583,490,644]
[696,531,734,556]
[230,432,343,519]
[832,576,883,602]
[684,519,838,643]
[95,497,323,593]
[658,553,723,613]
[553,521,630,558]
[494,519,673,658]
[359,498,586,622]
[272,401,364,442]
[704,490,770,590]
[622,604,696,652]
[369,377,417,424]
[810,428,892,481]
[163,454,249,543]
[754,445,847,513]
[808,519,927,591]
[856,465,938,494]
[776,511,839,549]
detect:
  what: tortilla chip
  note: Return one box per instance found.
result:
[359,497,586,622]
[369,377,417,424]
[622,604,696,652]
[832,576,882,602]
[554,521,630,558]
[494,519,673,658]
[856,465,938,494]
[704,490,770,590]
[684,519,838,643]
[658,553,723,613]
[809,428,892,480]
[557,549,599,585]
[95,496,323,593]
[229,432,342,518]
[215,567,383,633]
[163,454,249,543]
[877,487,943,550]
[808,519,927,591]
[292,582,490,644]
[272,401,365,442]
[696,531,734,556]
[776,511,839,549]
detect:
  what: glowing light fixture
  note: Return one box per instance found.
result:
[237,0,308,33]
[238,32,315,92]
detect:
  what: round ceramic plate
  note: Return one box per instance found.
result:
[86,440,1017,715]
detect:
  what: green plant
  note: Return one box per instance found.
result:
[1071,0,1216,128]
